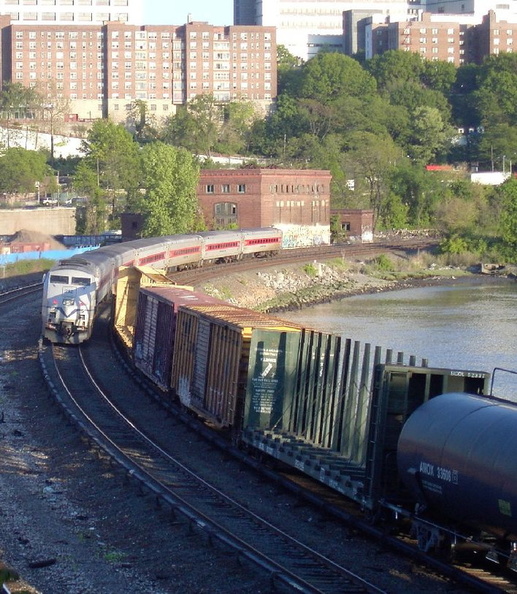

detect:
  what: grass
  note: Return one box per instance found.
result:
[1,259,54,278]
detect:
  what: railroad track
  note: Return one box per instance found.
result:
[39,316,386,594]
[37,311,517,594]
[170,238,439,285]
[0,281,42,306]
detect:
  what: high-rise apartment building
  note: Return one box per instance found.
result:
[366,9,517,65]
[1,19,276,123]
[235,0,425,60]
[0,0,143,25]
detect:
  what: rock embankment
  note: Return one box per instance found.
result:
[199,257,465,313]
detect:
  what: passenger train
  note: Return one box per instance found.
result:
[41,228,282,344]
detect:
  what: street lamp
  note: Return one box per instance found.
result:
[35,181,40,204]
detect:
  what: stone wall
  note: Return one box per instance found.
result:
[0,207,76,236]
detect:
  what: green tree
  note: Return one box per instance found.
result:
[478,122,517,170]
[367,50,425,93]
[421,59,457,95]
[73,160,107,234]
[497,178,517,250]
[139,142,200,237]
[299,52,377,103]
[406,106,452,164]
[450,62,481,133]
[162,94,220,156]
[79,119,141,216]
[344,131,404,227]
[390,164,444,227]
[0,82,41,120]
[277,44,303,94]
[126,99,159,143]
[0,147,50,196]
[216,100,259,155]
[473,53,517,127]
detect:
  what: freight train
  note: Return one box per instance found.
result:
[41,228,282,344]
[128,284,517,572]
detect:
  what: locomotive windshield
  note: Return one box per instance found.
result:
[50,274,69,283]
[49,275,91,285]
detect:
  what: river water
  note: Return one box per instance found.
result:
[281,277,517,400]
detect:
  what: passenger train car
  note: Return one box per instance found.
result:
[41,228,282,344]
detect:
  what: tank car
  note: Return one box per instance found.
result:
[398,392,517,566]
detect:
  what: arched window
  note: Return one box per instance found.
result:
[214,202,237,227]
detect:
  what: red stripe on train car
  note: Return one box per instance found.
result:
[138,252,166,265]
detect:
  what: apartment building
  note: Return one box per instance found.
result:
[0,0,143,25]
[0,19,276,122]
[366,10,517,65]
[235,0,425,61]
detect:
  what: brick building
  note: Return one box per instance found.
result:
[330,209,374,242]
[365,10,517,65]
[198,168,331,247]
[122,168,332,247]
[0,18,276,122]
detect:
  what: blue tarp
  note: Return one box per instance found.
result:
[0,246,97,266]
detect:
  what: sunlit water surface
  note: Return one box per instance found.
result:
[281,278,517,399]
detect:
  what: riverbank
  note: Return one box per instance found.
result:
[199,250,513,313]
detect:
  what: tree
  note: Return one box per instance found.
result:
[299,52,377,104]
[344,131,404,228]
[390,164,446,228]
[126,99,159,143]
[406,106,452,164]
[0,83,43,150]
[33,79,72,161]
[139,142,200,237]
[79,119,141,215]
[217,100,259,155]
[478,123,517,171]
[277,44,303,95]
[162,94,220,156]
[367,50,425,93]
[450,63,482,129]
[497,178,517,251]
[0,147,50,196]
[421,59,457,96]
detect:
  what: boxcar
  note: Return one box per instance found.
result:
[133,286,222,391]
[171,304,303,428]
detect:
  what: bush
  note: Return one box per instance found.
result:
[303,262,318,277]
[374,254,394,272]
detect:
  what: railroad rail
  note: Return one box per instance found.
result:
[39,318,386,594]
[37,312,517,594]
[9,238,514,593]
[171,238,438,286]
[0,281,42,306]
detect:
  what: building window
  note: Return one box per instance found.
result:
[206,184,214,193]
[214,202,237,226]
[237,184,246,193]
[222,184,230,193]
